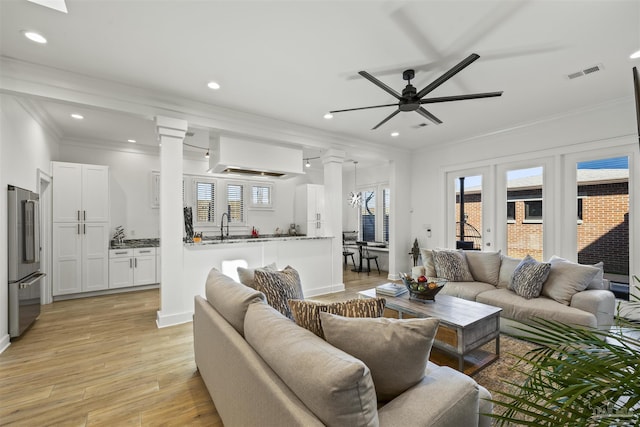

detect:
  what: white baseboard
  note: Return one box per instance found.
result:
[305,283,345,297]
[156,310,193,328]
[0,334,11,354]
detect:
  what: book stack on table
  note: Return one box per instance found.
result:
[375,282,408,297]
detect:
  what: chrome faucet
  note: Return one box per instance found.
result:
[220,212,230,240]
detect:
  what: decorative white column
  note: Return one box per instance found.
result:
[322,148,346,293]
[388,155,412,280]
[155,116,189,328]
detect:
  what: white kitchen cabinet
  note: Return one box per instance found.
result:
[53,222,110,295]
[52,162,109,222]
[294,184,325,237]
[52,161,110,296]
[109,247,157,288]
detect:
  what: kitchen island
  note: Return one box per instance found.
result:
[183,235,339,298]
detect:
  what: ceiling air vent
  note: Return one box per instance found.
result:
[566,64,604,80]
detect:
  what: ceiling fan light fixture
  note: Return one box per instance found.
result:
[22,30,47,44]
[207,81,220,90]
[631,49,640,59]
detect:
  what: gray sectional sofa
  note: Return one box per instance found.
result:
[194,268,493,427]
[415,249,616,336]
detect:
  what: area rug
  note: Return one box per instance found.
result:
[471,335,537,417]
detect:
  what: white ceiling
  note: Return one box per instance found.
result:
[1,0,639,163]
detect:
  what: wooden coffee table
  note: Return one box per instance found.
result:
[359,289,502,374]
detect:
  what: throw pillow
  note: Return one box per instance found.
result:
[254,266,303,319]
[288,298,386,338]
[588,261,605,290]
[542,256,600,305]
[419,248,437,277]
[320,312,440,402]
[509,255,551,299]
[432,249,474,281]
[497,255,522,289]
[237,262,277,288]
[464,250,502,286]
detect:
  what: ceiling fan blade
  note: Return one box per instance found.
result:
[420,91,503,104]
[329,103,399,114]
[416,107,442,125]
[372,109,401,130]
[415,53,480,99]
[359,71,402,100]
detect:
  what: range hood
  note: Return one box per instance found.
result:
[208,136,304,178]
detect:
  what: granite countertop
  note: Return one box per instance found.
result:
[184,234,332,246]
[110,238,160,249]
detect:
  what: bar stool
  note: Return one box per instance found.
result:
[362,247,380,275]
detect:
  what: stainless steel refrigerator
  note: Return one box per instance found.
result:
[8,185,45,338]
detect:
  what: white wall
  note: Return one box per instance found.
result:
[58,143,302,239]
[0,95,59,352]
[410,98,639,292]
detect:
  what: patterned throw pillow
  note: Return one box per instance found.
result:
[320,312,440,402]
[237,262,277,288]
[288,298,386,338]
[509,255,551,299]
[254,266,303,319]
[432,249,474,281]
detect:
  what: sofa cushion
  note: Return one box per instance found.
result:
[497,255,521,289]
[432,249,474,281]
[288,297,386,338]
[588,261,605,290]
[204,267,266,337]
[509,255,551,299]
[245,303,379,427]
[419,248,437,277]
[476,288,597,328]
[237,262,277,289]
[465,251,501,286]
[254,266,303,319]
[320,312,440,402]
[542,256,599,305]
[439,281,496,300]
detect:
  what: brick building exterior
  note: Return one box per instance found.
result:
[455,172,629,276]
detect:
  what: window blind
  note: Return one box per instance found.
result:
[196,181,215,222]
[227,184,244,223]
[252,185,270,206]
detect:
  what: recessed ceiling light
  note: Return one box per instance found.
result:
[70,113,84,120]
[22,30,47,44]
[207,81,220,90]
[323,113,333,120]
[127,139,136,143]
[391,131,399,137]
[631,49,640,59]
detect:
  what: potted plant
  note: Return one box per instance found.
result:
[490,275,640,426]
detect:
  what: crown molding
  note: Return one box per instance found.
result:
[60,136,206,160]
[13,96,63,140]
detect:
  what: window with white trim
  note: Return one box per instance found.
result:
[194,179,216,224]
[250,184,273,209]
[226,183,245,224]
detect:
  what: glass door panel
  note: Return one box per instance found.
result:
[506,167,543,260]
[576,156,629,286]
[455,175,482,250]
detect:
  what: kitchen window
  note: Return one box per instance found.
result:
[226,183,245,224]
[194,179,216,224]
[250,184,273,209]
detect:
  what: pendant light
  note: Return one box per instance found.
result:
[348,161,362,208]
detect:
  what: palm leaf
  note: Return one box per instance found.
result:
[488,277,640,426]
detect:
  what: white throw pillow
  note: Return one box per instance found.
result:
[320,312,440,402]
[465,250,502,286]
[237,262,277,288]
[542,256,600,305]
[498,255,522,289]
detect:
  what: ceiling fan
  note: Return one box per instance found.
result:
[330,53,503,130]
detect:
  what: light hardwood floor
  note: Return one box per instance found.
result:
[0,269,390,426]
